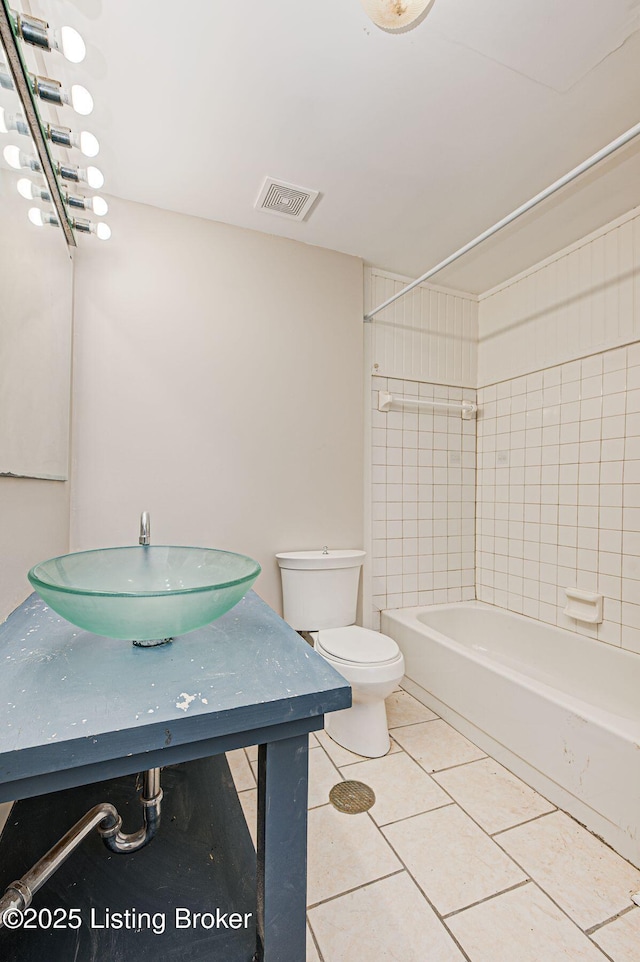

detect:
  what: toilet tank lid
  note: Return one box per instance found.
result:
[275,549,366,570]
[318,626,400,664]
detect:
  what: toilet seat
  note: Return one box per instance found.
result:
[316,625,400,666]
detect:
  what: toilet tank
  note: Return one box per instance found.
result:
[275,550,366,630]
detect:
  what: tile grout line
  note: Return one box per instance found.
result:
[390,718,491,775]
[440,877,532,920]
[488,833,629,953]
[375,800,456,829]
[585,903,639,936]
[368,809,475,962]
[306,869,406,912]
[306,915,326,962]
[489,807,559,838]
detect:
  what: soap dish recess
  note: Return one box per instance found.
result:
[563,587,603,625]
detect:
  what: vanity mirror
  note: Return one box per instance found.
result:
[0,0,74,480]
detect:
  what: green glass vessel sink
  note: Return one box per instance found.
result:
[28,546,261,644]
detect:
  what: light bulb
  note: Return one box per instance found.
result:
[0,67,14,91]
[46,124,100,158]
[0,109,29,137]
[79,130,99,157]
[4,146,41,173]
[28,207,44,227]
[18,15,86,64]
[3,144,21,169]
[17,179,50,203]
[70,84,93,116]
[17,178,33,199]
[86,165,104,189]
[91,195,108,216]
[28,207,58,228]
[58,26,86,64]
[71,217,111,239]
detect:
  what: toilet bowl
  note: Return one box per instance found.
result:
[312,626,404,757]
[275,548,404,758]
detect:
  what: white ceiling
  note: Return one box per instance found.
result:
[36,0,640,293]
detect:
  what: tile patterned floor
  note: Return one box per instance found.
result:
[229,686,640,962]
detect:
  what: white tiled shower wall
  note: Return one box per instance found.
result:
[476,343,640,653]
[475,205,640,654]
[365,269,479,630]
[370,377,476,630]
[367,204,640,656]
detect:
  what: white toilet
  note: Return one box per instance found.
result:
[275,549,404,758]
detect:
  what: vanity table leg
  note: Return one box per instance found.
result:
[256,733,309,962]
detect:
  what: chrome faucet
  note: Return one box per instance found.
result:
[139,511,151,546]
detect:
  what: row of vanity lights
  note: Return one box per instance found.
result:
[0,9,110,240]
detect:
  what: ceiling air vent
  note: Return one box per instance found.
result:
[255,177,319,221]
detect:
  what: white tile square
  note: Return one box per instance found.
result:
[433,758,555,834]
[383,805,525,915]
[307,804,402,906]
[308,744,343,809]
[497,811,640,929]
[226,749,256,792]
[342,752,451,826]
[238,788,257,848]
[592,907,640,962]
[385,690,438,728]
[389,719,486,773]
[448,882,607,962]
[308,872,464,962]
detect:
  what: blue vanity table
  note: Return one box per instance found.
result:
[0,591,351,961]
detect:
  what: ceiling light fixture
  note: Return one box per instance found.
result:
[360,0,436,32]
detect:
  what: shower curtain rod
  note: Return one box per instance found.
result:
[364,119,640,322]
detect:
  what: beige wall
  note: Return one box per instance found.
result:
[0,478,69,620]
[70,197,364,613]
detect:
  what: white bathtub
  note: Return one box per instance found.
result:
[382,601,640,868]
